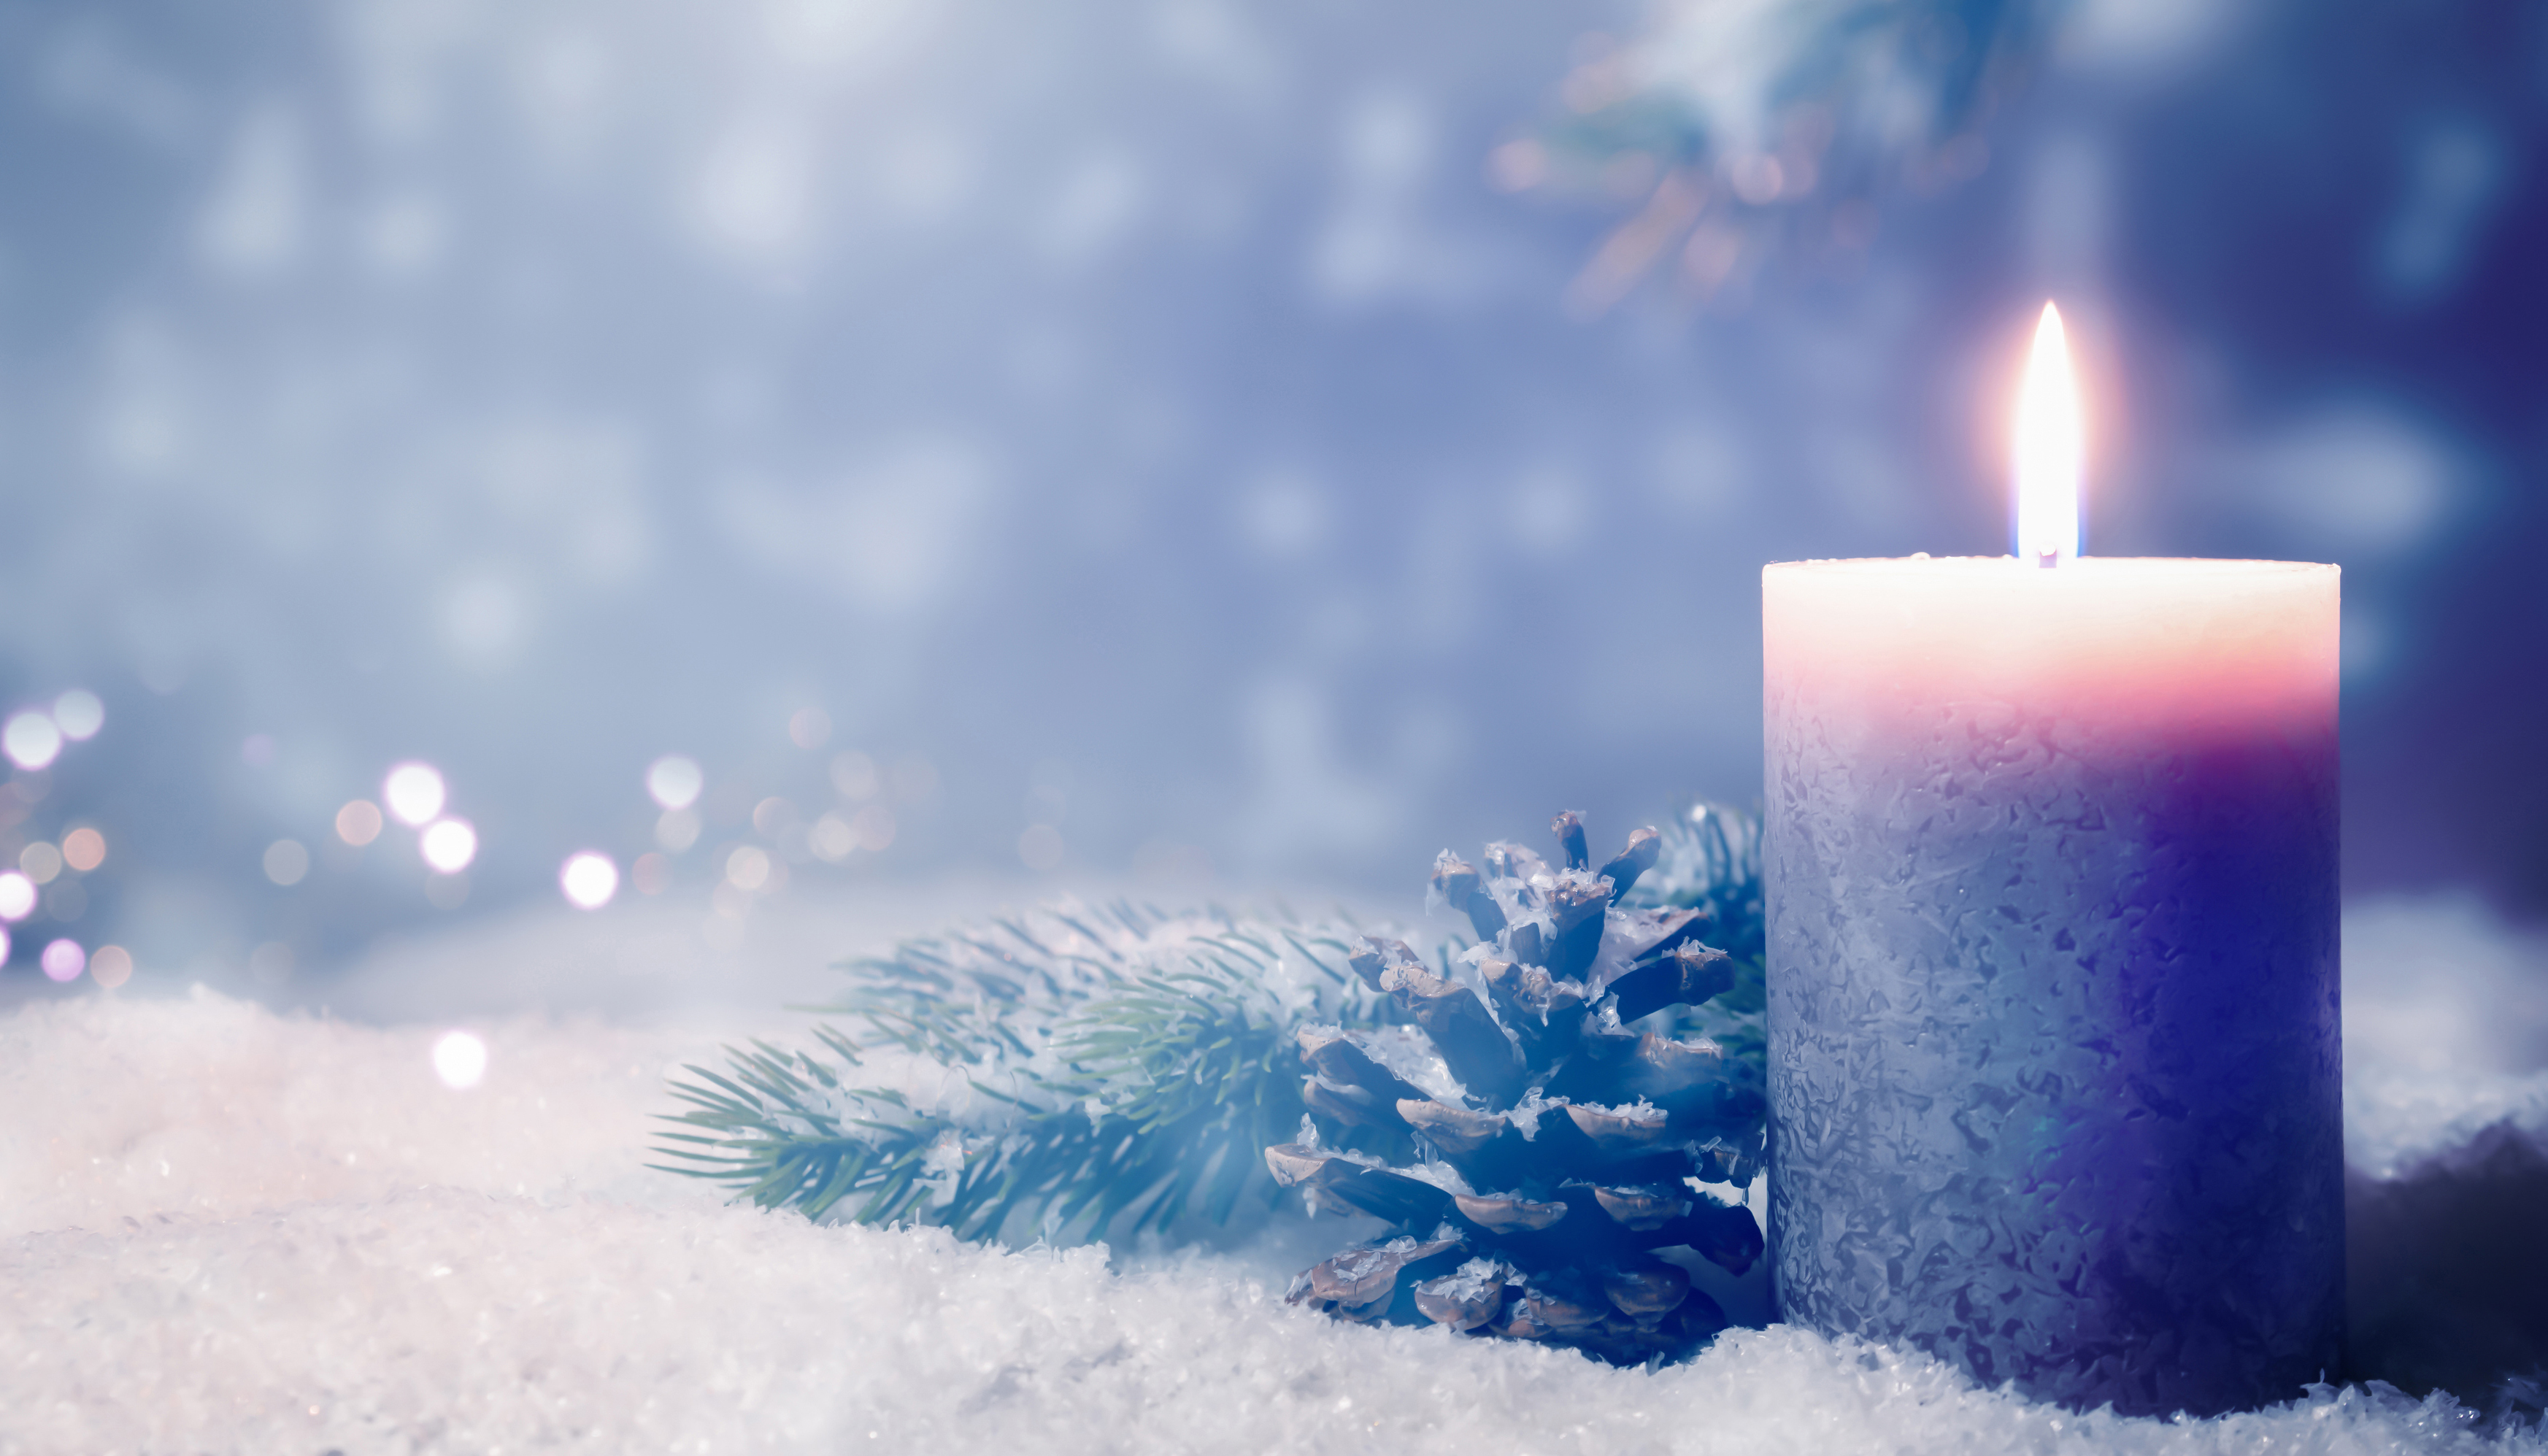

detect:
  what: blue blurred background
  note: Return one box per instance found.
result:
[1,0,2541,994]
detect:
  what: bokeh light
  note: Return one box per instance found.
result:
[1018,824,1066,872]
[40,939,85,982]
[559,851,619,909]
[3,712,61,771]
[20,841,63,885]
[336,799,385,846]
[655,809,701,852]
[51,691,104,742]
[61,828,106,874]
[89,944,133,989]
[383,763,448,826]
[788,707,831,750]
[431,1030,488,1090]
[809,813,855,861]
[725,844,771,891]
[851,805,897,852]
[646,755,704,810]
[829,751,879,801]
[631,852,670,895]
[420,818,478,874]
[0,1,2530,971]
[263,839,310,886]
[0,872,33,921]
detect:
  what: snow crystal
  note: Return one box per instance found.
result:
[1353,1022,1466,1103]
[1503,1085,1562,1139]
[1436,1256,1514,1302]
[1569,1096,1665,1125]
[2,892,2544,1452]
[1394,1157,1477,1198]
[2344,895,2548,1179]
[2347,1066,2548,1182]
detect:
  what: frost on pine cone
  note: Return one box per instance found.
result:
[1266,812,1766,1366]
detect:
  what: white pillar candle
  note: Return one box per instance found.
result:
[1761,308,2344,1416]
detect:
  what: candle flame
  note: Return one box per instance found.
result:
[2014,301,2082,566]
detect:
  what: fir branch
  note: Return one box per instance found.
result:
[1521,1,2055,310]
[652,900,1410,1241]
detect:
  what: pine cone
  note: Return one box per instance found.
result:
[1269,812,1766,1366]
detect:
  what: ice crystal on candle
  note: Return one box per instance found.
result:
[1764,557,2341,1415]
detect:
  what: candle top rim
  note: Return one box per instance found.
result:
[1765,556,2336,578]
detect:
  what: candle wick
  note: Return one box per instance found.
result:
[2034,548,2062,571]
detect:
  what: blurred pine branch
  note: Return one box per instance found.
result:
[1624,801,1768,1067]
[1506,0,2059,310]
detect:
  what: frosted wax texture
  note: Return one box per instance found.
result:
[1763,558,2342,1417]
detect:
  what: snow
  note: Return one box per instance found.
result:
[4,890,2544,1453]
[2342,895,2548,1180]
[1354,1022,1466,1103]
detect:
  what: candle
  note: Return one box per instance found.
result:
[1761,307,2343,1417]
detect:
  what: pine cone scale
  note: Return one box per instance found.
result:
[1297,1027,1430,1112]
[1415,1261,1511,1330]
[1607,939,1731,1022]
[1603,1261,1690,1318]
[1303,1074,1402,1131]
[1596,826,1663,901]
[1385,970,1526,1108]
[1431,852,1510,941]
[1591,1185,1691,1230]
[1395,1098,1504,1152]
[1451,1192,1569,1232]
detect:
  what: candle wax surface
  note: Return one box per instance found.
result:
[1765,556,2336,737]
[1763,556,2341,1417]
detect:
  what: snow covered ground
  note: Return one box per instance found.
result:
[5,887,2546,1454]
